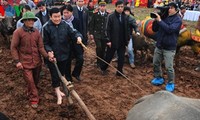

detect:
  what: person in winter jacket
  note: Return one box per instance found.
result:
[100,1,130,76]
[151,2,182,92]
[11,11,51,108]
[43,8,82,105]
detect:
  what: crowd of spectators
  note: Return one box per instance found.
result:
[182,0,200,11]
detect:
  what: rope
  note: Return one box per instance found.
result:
[80,42,146,92]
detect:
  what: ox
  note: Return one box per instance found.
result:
[139,18,200,55]
[132,33,155,63]
[126,91,200,120]
[0,16,16,47]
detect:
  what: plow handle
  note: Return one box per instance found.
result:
[53,62,96,120]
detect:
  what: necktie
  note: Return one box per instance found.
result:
[79,7,82,11]
[119,14,122,22]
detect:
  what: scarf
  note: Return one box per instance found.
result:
[22,25,35,33]
[63,15,74,29]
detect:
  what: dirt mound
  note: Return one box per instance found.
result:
[0,37,199,120]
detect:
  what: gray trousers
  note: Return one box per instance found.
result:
[153,47,176,83]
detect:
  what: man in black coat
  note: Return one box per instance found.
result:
[61,4,84,81]
[101,1,130,76]
[43,8,82,105]
[73,0,89,45]
[89,0,109,67]
[35,1,50,25]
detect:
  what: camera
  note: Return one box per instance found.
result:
[150,6,169,19]
[150,12,157,18]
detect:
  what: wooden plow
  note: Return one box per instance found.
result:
[54,61,96,120]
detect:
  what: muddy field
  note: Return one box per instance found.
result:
[0,34,199,120]
[0,6,200,120]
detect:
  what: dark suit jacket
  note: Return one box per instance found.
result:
[106,11,130,49]
[35,8,50,25]
[73,6,89,42]
[72,17,81,33]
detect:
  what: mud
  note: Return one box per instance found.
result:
[0,35,199,120]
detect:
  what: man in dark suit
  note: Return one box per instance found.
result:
[73,0,89,45]
[101,0,130,76]
[89,0,109,68]
[35,1,50,25]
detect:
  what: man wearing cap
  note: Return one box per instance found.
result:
[11,11,52,108]
[16,5,42,33]
[89,0,109,68]
[151,2,182,92]
[35,1,50,26]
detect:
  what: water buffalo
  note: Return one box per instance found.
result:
[0,16,16,47]
[132,33,155,62]
[126,90,200,120]
[139,18,200,55]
